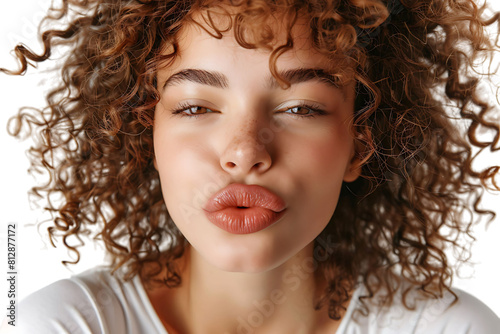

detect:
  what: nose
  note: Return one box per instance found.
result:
[220,126,272,178]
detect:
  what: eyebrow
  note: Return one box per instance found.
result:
[162,68,341,90]
[267,68,341,89]
[163,69,229,89]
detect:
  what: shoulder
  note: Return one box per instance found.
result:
[418,288,500,334]
[340,285,500,334]
[12,267,130,334]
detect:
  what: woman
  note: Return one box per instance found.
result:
[1,0,499,333]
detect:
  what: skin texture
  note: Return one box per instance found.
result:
[150,16,361,334]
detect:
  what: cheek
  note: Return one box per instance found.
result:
[286,127,353,184]
[153,129,222,222]
[281,129,353,224]
[154,131,199,204]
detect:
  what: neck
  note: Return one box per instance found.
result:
[146,243,344,334]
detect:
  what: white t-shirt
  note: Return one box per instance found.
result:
[7,267,500,333]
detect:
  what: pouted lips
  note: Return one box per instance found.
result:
[203,183,287,234]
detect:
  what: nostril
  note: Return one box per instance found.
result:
[226,162,236,168]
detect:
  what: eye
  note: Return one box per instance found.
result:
[286,106,314,116]
[172,104,218,117]
[278,103,326,118]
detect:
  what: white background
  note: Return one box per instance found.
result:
[0,0,499,323]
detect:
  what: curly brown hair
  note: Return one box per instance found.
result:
[2,0,499,320]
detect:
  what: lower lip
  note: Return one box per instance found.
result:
[204,207,286,234]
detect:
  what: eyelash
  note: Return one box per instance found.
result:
[171,102,326,119]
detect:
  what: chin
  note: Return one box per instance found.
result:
[206,246,286,274]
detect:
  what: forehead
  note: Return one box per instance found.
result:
[177,22,317,63]
[160,5,354,82]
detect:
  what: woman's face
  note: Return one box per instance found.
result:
[153,15,360,273]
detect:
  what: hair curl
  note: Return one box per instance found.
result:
[2,0,500,321]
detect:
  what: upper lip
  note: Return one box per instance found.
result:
[203,183,286,213]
